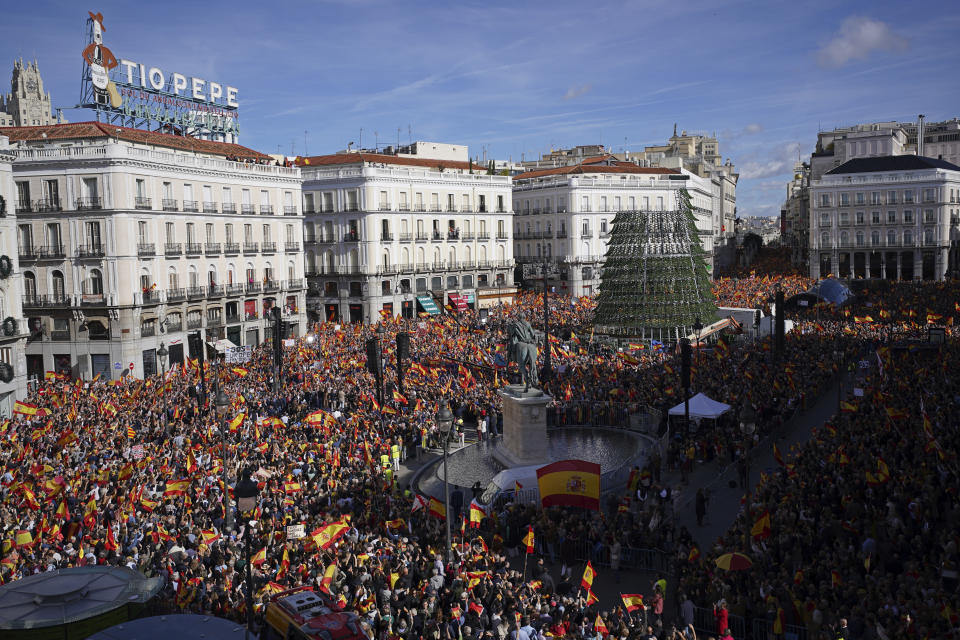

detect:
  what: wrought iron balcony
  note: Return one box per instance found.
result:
[222,203,237,214]
[245,282,262,293]
[205,243,221,256]
[165,243,182,256]
[243,242,258,254]
[224,242,240,254]
[135,197,152,210]
[343,232,359,242]
[75,197,102,210]
[285,242,300,252]
[137,243,156,256]
[203,201,218,213]
[286,278,305,290]
[381,233,394,241]
[259,204,274,215]
[23,294,69,308]
[167,288,186,302]
[186,318,203,330]
[183,200,199,212]
[162,198,178,211]
[261,242,277,253]
[185,243,203,255]
[76,244,105,258]
[415,233,429,242]
[284,205,298,215]
[226,283,245,296]
[399,232,413,242]
[207,284,224,298]
[242,204,256,214]
[34,198,61,212]
[15,200,32,213]
[263,280,280,292]
[187,286,205,300]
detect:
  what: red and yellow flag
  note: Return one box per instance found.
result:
[594,614,608,636]
[536,459,601,510]
[621,593,644,613]
[311,520,349,550]
[581,560,597,590]
[523,526,535,554]
[428,497,446,519]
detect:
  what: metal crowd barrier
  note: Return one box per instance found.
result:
[545,537,671,574]
[692,606,746,640]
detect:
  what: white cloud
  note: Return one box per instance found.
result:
[739,142,802,180]
[563,84,592,101]
[742,123,763,135]
[816,16,908,68]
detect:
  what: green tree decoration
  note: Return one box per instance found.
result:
[594,189,717,341]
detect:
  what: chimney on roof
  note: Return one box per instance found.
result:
[917,114,925,157]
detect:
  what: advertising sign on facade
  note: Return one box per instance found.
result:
[80,11,240,140]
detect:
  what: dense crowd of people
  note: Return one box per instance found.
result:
[1,275,958,640]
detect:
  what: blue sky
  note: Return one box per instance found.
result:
[4,0,959,218]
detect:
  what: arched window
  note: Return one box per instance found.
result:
[24,271,37,297]
[51,270,65,299]
[839,231,849,246]
[402,247,410,266]
[855,231,864,247]
[903,229,913,245]
[287,260,296,280]
[924,228,934,244]
[88,269,103,295]
[820,232,830,247]
[887,230,896,246]
[871,231,880,246]
[497,245,505,261]
[382,250,391,269]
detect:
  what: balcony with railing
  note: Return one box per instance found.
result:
[226,283,245,296]
[226,313,241,324]
[141,324,156,337]
[398,232,412,242]
[581,229,594,238]
[75,197,102,210]
[284,205,298,216]
[34,198,61,212]
[556,230,568,238]
[497,232,509,240]
[76,244,105,258]
[285,241,300,253]
[135,197,152,210]
[187,286,205,300]
[20,245,66,261]
[344,231,359,242]
[286,278,305,290]
[447,229,461,240]
[80,292,106,305]
[246,282,262,294]
[478,232,490,240]
[263,280,280,293]
[137,243,156,257]
[207,284,225,298]
[415,232,429,242]
[199,201,216,213]
[162,198,178,211]
[381,232,394,241]
[165,242,182,256]
[207,316,224,327]
[245,312,259,321]
[461,232,475,241]
[432,231,444,241]
[261,242,277,254]
[260,204,274,215]
[165,318,183,331]
[141,289,161,304]
[15,200,31,213]
[377,264,398,275]
[183,200,199,212]
[186,243,203,255]
[222,202,237,214]
[23,294,69,308]
[242,204,256,214]
[205,243,221,256]
[167,288,186,302]
[243,242,259,254]
[224,242,240,254]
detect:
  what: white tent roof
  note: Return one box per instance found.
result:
[668,392,732,419]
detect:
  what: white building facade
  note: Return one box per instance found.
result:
[297,152,515,323]
[2,122,305,381]
[0,135,28,413]
[511,159,715,297]
[809,156,960,281]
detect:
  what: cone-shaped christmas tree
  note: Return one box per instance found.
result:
[594,189,716,341]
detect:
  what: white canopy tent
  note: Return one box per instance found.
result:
[668,392,732,420]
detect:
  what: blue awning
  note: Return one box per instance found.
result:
[416,295,440,315]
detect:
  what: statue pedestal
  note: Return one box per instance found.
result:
[493,385,552,468]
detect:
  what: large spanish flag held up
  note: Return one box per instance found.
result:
[536,459,601,510]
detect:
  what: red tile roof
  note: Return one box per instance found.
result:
[0,121,271,161]
[295,152,477,171]
[515,161,679,181]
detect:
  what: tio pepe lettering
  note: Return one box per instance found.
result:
[118,59,238,107]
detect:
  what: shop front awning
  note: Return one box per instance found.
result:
[449,294,468,312]
[207,338,238,353]
[416,295,440,315]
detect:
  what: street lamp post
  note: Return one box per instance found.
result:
[740,409,756,549]
[215,385,233,532]
[436,403,455,565]
[692,317,703,368]
[235,468,260,637]
[156,342,169,430]
[375,324,386,411]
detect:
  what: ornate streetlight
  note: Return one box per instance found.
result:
[156,342,169,429]
[436,403,455,564]
[235,468,260,636]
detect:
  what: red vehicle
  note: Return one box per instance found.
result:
[262,586,367,640]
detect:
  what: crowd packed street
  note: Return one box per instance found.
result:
[1,275,959,640]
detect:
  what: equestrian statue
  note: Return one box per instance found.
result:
[507,318,540,391]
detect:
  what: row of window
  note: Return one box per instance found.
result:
[818,228,938,247]
[17,221,300,252]
[817,188,940,208]
[306,245,509,270]
[817,210,939,227]
[304,190,508,213]
[303,218,506,240]
[517,194,671,213]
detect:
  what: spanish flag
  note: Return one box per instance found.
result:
[751,510,771,540]
[469,503,486,528]
[687,546,700,563]
[385,519,405,530]
[585,589,599,606]
[231,367,249,378]
[252,546,267,566]
[392,390,408,405]
[319,563,337,594]
[536,459,601,510]
[13,401,38,416]
[621,593,644,613]
[581,560,597,590]
[228,412,246,431]
[428,497,446,519]
[284,481,302,494]
[201,529,221,545]
[311,520,349,550]
[164,479,190,497]
[523,526,535,554]
[15,530,34,548]
[594,614,608,636]
[840,401,857,413]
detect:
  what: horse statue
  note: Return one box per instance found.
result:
[507,319,540,391]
